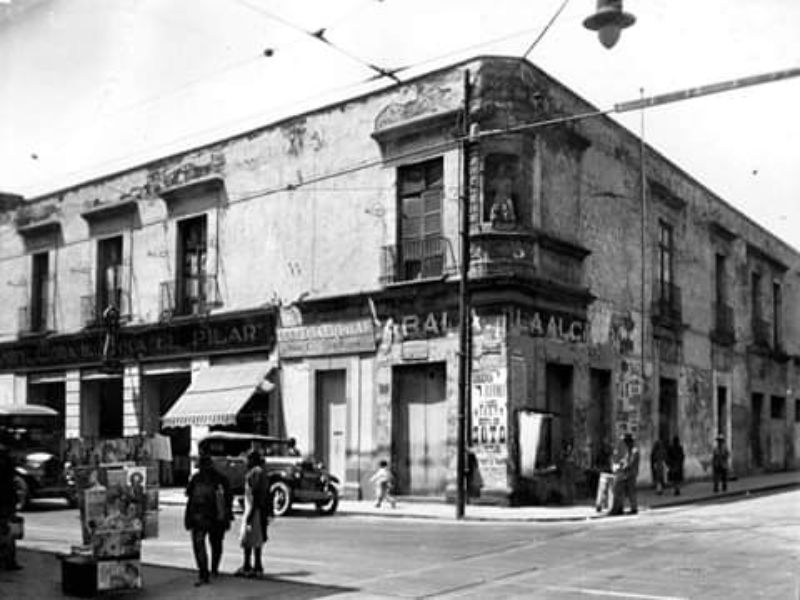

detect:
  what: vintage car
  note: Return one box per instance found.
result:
[197,431,339,516]
[0,404,77,511]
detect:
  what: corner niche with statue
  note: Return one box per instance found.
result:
[470,139,589,290]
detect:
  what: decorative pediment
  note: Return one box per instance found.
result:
[80,197,139,222]
[708,220,737,242]
[746,243,788,273]
[16,216,60,237]
[649,180,686,212]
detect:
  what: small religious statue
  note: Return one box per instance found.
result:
[488,164,517,227]
[489,192,516,227]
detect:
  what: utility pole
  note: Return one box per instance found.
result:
[456,69,472,519]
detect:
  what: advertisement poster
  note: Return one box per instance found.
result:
[97,560,142,591]
[471,367,508,490]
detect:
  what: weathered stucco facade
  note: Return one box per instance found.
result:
[1,56,799,503]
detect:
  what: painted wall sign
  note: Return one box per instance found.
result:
[377,311,451,350]
[0,311,275,371]
[507,308,588,343]
[278,318,376,358]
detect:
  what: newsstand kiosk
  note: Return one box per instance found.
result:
[61,436,164,597]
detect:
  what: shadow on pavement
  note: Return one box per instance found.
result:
[5,548,357,600]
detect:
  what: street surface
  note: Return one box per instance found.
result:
[12,489,800,599]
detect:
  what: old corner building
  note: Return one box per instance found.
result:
[1,56,799,504]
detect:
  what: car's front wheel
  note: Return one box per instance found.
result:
[270,481,292,517]
[14,475,29,512]
[316,484,339,515]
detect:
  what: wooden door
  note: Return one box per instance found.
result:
[315,370,346,483]
[392,364,447,495]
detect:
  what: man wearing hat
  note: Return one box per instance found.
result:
[712,434,730,493]
[609,431,640,515]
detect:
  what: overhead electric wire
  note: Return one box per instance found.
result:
[14,0,378,179]
[522,0,570,59]
[6,67,799,268]
[18,4,566,193]
[231,0,402,83]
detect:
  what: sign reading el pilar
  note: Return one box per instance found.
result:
[0,312,276,371]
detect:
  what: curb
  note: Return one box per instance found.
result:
[158,480,800,522]
[645,480,800,510]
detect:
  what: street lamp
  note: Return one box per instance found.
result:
[583,0,636,49]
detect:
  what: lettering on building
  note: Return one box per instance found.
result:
[508,308,588,343]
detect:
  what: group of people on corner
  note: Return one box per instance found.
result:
[650,435,686,496]
[601,431,732,517]
[184,448,273,586]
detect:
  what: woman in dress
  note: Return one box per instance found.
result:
[235,449,272,578]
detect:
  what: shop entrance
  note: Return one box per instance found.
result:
[717,386,728,438]
[544,363,574,466]
[658,377,678,443]
[81,377,123,438]
[751,393,764,467]
[392,363,447,496]
[588,369,612,468]
[315,370,346,484]
[149,373,192,486]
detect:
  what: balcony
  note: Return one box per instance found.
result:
[751,316,771,348]
[380,237,455,285]
[711,301,735,345]
[18,303,53,335]
[159,274,222,319]
[651,281,682,329]
[80,291,131,328]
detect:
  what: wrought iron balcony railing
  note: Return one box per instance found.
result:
[752,316,771,348]
[712,301,735,344]
[159,273,222,319]
[81,290,131,328]
[380,236,455,285]
[652,280,682,328]
[18,302,53,335]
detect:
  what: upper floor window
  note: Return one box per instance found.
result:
[770,396,786,420]
[397,158,444,280]
[750,271,762,322]
[177,215,208,316]
[773,281,782,348]
[657,220,674,298]
[97,236,123,313]
[714,253,727,305]
[29,251,49,332]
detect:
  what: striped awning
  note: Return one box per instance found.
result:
[161,361,274,428]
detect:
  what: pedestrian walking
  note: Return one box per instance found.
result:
[666,436,685,496]
[370,459,396,508]
[235,450,273,579]
[184,452,233,586]
[0,444,22,570]
[650,438,667,494]
[609,432,640,516]
[712,434,730,493]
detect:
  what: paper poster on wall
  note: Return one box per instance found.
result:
[471,367,508,490]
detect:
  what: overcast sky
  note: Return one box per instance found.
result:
[1,0,798,250]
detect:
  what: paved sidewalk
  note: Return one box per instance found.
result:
[2,548,357,600]
[160,468,800,522]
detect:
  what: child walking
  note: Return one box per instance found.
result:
[370,460,396,508]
